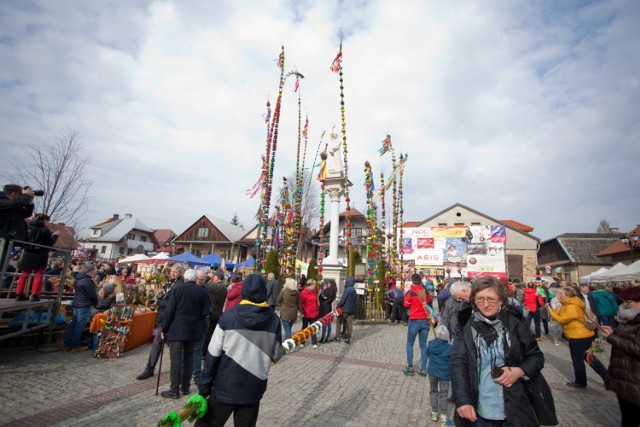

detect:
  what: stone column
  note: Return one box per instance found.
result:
[324,187,342,264]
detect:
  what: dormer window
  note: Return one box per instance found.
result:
[92,229,101,237]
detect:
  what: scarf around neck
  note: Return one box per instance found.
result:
[617,306,640,324]
[472,307,505,346]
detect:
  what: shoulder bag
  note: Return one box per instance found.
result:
[523,372,558,426]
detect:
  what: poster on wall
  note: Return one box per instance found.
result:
[403,225,507,282]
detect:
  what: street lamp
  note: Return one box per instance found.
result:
[620,231,639,262]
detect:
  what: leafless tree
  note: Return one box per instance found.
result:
[6,128,91,227]
[597,219,612,233]
[285,169,320,256]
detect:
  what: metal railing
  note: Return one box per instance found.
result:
[1,238,72,345]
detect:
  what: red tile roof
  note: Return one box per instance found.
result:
[597,225,640,257]
[152,229,176,247]
[500,219,534,233]
[339,207,365,217]
[49,223,80,250]
[403,221,422,228]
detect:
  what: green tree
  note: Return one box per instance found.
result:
[348,249,362,276]
[230,212,244,230]
[376,259,388,318]
[264,249,281,282]
[307,258,318,281]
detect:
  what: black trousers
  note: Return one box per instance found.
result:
[168,339,195,392]
[195,393,260,427]
[202,317,219,359]
[390,302,406,322]
[568,335,608,386]
[618,395,640,427]
[144,328,164,372]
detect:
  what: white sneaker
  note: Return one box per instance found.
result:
[313,345,318,349]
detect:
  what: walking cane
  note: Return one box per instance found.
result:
[155,337,165,396]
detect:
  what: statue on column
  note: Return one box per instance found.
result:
[327,130,344,177]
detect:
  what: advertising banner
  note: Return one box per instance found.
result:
[402,225,507,282]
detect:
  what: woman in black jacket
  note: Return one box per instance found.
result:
[15,214,57,301]
[600,286,640,427]
[318,279,336,343]
[450,276,544,426]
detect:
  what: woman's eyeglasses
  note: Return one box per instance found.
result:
[475,297,499,304]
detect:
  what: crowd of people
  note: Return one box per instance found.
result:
[2,182,639,426]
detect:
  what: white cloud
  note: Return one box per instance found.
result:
[0,0,638,240]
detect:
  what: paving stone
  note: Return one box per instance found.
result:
[0,320,621,426]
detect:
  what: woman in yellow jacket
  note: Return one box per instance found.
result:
[548,286,608,388]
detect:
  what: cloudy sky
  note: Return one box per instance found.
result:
[1,0,638,242]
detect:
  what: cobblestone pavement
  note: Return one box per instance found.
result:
[0,321,620,426]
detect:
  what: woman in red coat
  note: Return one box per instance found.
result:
[299,279,320,348]
[224,276,243,311]
[524,282,544,340]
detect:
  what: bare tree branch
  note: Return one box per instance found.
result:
[5,128,92,225]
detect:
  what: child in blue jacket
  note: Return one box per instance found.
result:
[426,325,453,426]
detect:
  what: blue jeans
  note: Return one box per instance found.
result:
[302,317,317,345]
[321,322,332,342]
[527,311,541,338]
[406,319,429,371]
[64,307,90,349]
[282,320,294,340]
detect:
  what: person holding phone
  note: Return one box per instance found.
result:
[450,276,544,426]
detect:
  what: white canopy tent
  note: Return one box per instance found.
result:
[118,254,151,263]
[609,259,640,282]
[590,262,627,282]
[579,267,609,284]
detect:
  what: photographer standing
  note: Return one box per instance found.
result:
[15,213,58,301]
[0,184,35,268]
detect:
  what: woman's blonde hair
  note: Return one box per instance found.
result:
[284,278,297,291]
[561,286,577,298]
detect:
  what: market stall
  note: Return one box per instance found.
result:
[90,308,156,355]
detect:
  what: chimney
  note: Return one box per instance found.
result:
[125,213,133,219]
[113,214,119,220]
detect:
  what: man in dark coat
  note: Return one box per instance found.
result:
[15,214,58,301]
[0,184,34,268]
[265,272,280,311]
[160,269,211,399]
[136,264,184,380]
[336,276,357,344]
[63,263,98,351]
[203,270,227,359]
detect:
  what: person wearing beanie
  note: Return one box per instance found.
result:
[96,283,116,312]
[197,274,283,426]
[426,325,453,426]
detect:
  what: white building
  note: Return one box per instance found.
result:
[80,213,155,261]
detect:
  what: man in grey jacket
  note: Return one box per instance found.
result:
[441,281,471,339]
[265,272,280,311]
